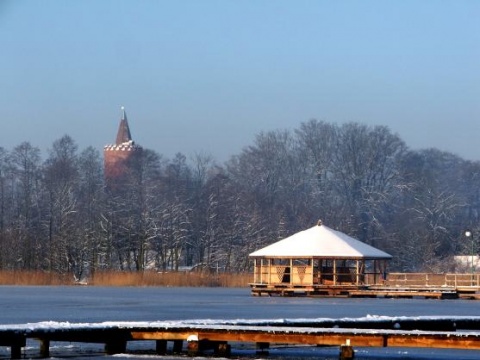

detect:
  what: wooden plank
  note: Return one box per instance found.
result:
[348,290,445,299]
[131,328,480,350]
[387,333,480,350]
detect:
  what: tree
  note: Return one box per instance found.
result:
[330,123,407,249]
[8,142,43,269]
[43,135,80,273]
[391,149,467,271]
[76,146,104,279]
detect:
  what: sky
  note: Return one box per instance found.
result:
[0,0,479,163]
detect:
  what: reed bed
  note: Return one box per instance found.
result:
[0,271,73,286]
[0,270,251,287]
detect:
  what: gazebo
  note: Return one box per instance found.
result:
[249,220,392,296]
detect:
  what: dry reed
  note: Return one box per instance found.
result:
[0,270,251,287]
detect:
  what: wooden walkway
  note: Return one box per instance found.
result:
[1,317,480,358]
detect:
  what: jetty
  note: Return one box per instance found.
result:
[1,317,480,359]
[250,272,480,299]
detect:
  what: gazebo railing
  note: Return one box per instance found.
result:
[253,265,313,285]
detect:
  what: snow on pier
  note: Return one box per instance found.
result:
[1,316,480,359]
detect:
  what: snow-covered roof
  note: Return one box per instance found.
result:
[249,223,392,259]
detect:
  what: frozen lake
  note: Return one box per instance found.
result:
[0,286,479,359]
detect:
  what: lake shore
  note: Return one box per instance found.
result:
[0,270,251,287]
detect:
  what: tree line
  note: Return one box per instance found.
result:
[0,120,478,279]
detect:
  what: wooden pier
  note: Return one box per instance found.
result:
[250,272,480,299]
[1,317,480,359]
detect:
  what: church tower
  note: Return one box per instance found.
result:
[104,107,142,189]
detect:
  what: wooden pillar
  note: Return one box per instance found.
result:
[333,259,337,285]
[339,345,355,360]
[11,345,22,359]
[319,259,323,284]
[355,260,360,285]
[256,342,269,355]
[40,339,50,358]
[289,258,293,285]
[8,335,25,359]
[310,258,314,285]
[383,260,388,282]
[155,340,167,354]
[267,259,271,284]
[215,342,231,357]
[187,341,199,356]
[173,340,183,353]
[105,340,127,354]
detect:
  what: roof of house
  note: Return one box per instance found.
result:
[249,222,392,259]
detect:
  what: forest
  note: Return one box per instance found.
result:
[1,119,479,279]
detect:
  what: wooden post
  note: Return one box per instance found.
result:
[187,341,199,356]
[40,339,50,358]
[267,259,271,284]
[339,345,355,360]
[215,342,231,357]
[11,345,22,359]
[105,340,127,354]
[173,340,183,354]
[356,260,359,285]
[155,340,167,354]
[310,257,314,285]
[339,339,354,360]
[333,259,337,285]
[8,335,25,359]
[256,342,269,355]
[289,258,293,285]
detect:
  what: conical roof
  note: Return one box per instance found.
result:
[249,222,392,259]
[116,107,132,145]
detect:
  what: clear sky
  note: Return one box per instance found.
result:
[1,0,479,162]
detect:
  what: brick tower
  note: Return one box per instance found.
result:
[104,107,142,190]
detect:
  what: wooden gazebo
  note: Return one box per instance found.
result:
[249,221,392,296]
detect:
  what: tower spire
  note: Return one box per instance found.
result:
[116,106,132,145]
[104,108,142,191]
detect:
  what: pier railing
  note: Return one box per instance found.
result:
[385,272,480,287]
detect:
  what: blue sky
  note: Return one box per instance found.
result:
[1,0,479,162]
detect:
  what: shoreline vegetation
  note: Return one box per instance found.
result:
[0,271,251,287]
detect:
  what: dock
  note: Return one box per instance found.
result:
[1,317,480,359]
[250,272,480,299]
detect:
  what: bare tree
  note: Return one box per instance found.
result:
[9,142,43,269]
[43,135,80,273]
[330,123,407,248]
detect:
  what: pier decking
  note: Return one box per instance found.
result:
[1,317,480,359]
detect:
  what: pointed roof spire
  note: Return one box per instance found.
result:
[116,106,132,145]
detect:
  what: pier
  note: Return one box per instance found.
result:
[250,272,480,299]
[1,317,480,359]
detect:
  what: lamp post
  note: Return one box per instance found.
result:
[464,230,474,275]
